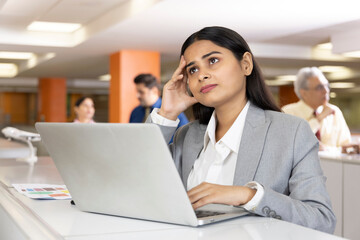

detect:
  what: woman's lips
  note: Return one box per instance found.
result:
[200,84,217,93]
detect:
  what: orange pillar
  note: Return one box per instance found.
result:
[38,78,67,122]
[278,85,299,108]
[109,50,160,123]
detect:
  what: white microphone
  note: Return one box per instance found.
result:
[1,127,41,165]
[2,127,41,142]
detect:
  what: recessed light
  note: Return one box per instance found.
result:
[327,69,354,80]
[330,92,337,98]
[316,43,333,50]
[0,63,18,77]
[342,51,360,58]
[318,66,350,73]
[330,82,356,88]
[0,51,35,59]
[27,21,81,33]
[99,74,111,81]
[265,80,291,86]
[275,75,297,81]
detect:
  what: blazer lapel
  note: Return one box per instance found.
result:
[182,123,206,188]
[233,104,271,186]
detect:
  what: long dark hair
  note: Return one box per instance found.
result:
[181,26,280,124]
[75,96,93,107]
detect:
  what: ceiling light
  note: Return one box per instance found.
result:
[327,69,354,80]
[0,51,35,59]
[342,51,360,58]
[275,75,297,81]
[27,21,81,33]
[316,43,333,50]
[26,53,55,69]
[318,66,350,73]
[329,92,337,98]
[0,63,18,77]
[99,74,111,81]
[265,80,291,86]
[329,82,356,88]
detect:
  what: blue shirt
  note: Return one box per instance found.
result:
[129,98,189,128]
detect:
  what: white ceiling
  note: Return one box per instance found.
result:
[1,0,360,93]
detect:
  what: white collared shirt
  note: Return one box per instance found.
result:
[151,102,264,211]
[282,100,351,151]
[187,102,249,190]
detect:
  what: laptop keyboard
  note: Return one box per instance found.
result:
[195,210,225,218]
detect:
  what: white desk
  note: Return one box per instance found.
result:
[0,157,344,240]
[319,152,360,239]
[0,137,30,159]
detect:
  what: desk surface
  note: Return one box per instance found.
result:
[0,137,30,159]
[0,157,344,240]
[319,151,360,164]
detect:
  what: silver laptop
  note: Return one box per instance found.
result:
[35,123,248,226]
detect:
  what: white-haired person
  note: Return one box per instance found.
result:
[282,67,351,152]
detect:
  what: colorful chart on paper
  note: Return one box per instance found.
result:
[12,184,72,200]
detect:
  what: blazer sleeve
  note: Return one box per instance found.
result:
[252,120,336,234]
[146,116,177,144]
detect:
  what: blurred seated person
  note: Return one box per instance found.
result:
[129,74,189,127]
[282,67,351,152]
[74,97,95,123]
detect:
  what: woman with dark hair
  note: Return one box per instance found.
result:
[74,97,95,123]
[180,26,280,124]
[149,26,335,233]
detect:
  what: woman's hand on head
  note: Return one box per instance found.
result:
[187,182,256,209]
[159,56,198,120]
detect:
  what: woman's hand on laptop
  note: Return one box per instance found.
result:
[187,182,256,209]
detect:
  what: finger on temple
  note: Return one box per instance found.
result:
[172,57,186,78]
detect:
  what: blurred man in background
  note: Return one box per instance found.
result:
[282,67,351,152]
[130,74,189,127]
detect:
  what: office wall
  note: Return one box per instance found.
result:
[0,92,36,125]
[1,85,359,132]
[0,92,108,126]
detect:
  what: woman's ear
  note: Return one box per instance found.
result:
[242,52,253,76]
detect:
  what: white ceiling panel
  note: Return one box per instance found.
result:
[0,0,58,17]
[0,15,34,29]
[40,0,129,24]
[109,0,360,43]
[0,0,6,10]
[0,0,359,90]
[263,19,360,46]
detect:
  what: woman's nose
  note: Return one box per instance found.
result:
[199,73,210,81]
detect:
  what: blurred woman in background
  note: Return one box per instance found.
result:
[74,97,95,123]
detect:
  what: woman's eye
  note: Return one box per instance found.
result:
[189,67,198,75]
[209,57,219,64]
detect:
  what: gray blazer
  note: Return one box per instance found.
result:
[152,103,336,233]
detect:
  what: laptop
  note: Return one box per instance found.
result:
[35,123,249,226]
